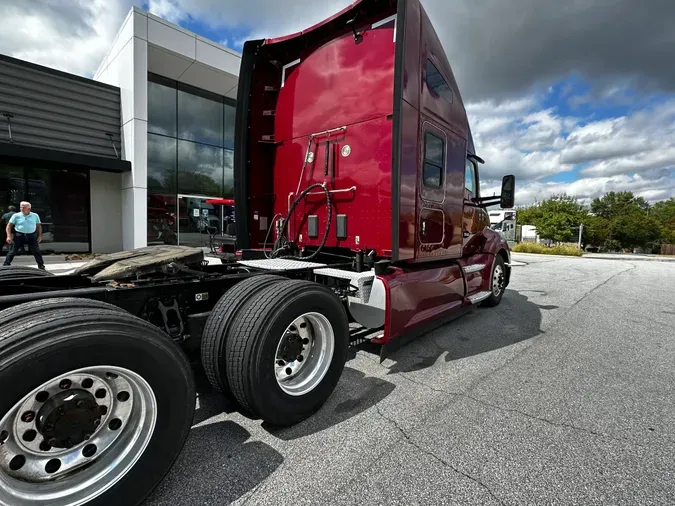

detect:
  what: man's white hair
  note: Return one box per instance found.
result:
[19,201,31,208]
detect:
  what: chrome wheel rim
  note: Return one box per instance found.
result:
[0,366,157,506]
[492,264,505,296]
[274,312,335,396]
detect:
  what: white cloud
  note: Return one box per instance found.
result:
[559,100,675,175]
[0,0,132,78]
[147,0,187,24]
[468,91,675,206]
[1,0,673,209]
[483,173,675,207]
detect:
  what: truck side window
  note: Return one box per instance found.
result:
[426,59,453,104]
[465,159,476,196]
[423,132,444,187]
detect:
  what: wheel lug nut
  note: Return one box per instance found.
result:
[76,400,85,408]
[48,438,57,446]
[94,419,101,427]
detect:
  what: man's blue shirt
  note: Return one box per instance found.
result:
[10,212,41,234]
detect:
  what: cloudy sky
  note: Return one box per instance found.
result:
[1,0,674,205]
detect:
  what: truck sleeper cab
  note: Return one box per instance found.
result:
[0,1,514,505]
[234,0,514,350]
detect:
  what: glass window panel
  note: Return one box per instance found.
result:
[423,132,444,188]
[224,102,236,149]
[25,168,89,252]
[223,149,234,197]
[177,89,223,147]
[147,134,177,194]
[426,60,453,104]
[424,133,444,166]
[423,162,442,188]
[0,165,25,213]
[465,159,476,195]
[147,193,178,246]
[148,80,177,136]
[177,140,223,196]
[0,165,24,250]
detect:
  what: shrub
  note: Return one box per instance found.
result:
[512,242,582,256]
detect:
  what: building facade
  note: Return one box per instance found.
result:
[0,53,130,254]
[0,6,241,255]
[94,7,241,251]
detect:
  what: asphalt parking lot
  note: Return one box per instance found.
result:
[144,254,675,506]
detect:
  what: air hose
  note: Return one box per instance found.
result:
[270,182,333,261]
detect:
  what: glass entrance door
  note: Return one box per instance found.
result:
[177,194,222,248]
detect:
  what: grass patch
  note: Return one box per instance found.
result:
[512,242,583,256]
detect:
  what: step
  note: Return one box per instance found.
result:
[313,268,375,303]
[468,291,492,304]
[462,263,486,274]
[237,258,326,270]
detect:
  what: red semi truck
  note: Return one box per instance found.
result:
[0,0,514,504]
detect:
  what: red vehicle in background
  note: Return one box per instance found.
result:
[0,1,514,504]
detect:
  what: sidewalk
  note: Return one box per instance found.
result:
[584,252,675,262]
[512,251,675,263]
[1,254,83,274]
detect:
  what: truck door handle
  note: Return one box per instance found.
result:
[421,220,427,237]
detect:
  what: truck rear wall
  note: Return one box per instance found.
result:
[244,5,397,256]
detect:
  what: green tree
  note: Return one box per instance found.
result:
[590,191,649,220]
[519,194,586,243]
[583,214,610,247]
[609,212,662,250]
[651,198,675,244]
[516,204,543,226]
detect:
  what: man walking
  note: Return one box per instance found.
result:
[3,201,45,270]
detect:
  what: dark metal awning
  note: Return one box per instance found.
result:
[0,142,131,173]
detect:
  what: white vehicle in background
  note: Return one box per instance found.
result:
[489,209,517,242]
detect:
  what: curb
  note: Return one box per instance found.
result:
[511,252,675,263]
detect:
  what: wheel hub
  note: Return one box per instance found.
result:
[493,265,504,295]
[36,389,102,449]
[279,334,305,362]
[274,312,335,397]
[0,366,157,506]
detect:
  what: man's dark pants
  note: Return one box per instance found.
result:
[3,231,44,267]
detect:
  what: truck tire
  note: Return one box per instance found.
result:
[0,297,125,328]
[226,279,349,426]
[201,274,286,397]
[0,266,54,279]
[482,255,506,307]
[0,306,195,506]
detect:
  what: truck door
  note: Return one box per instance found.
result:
[417,122,465,260]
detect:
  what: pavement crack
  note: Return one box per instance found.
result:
[569,262,636,309]
[374,402,507,506]
[397,372,649,446]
